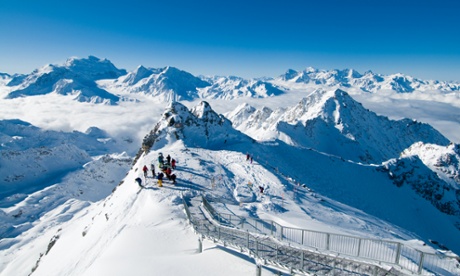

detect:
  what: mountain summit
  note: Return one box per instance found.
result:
[112,66,210,102]
[229,89,450,163]
[141,101,252,154]
[5,56,125,104]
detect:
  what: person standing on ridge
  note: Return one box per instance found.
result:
[142,165,148,178]
[171,158,176,169]
[158,153,164,167]
[157,172,164,187]
[166,154,171,165]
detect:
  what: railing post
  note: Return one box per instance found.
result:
[198,237,203,253]
[280,226,284,241]
[218,226,221,240]
[395,242,402,265]
[326,233,330,251]
[301,229,304,245]
[276,244,278,262]
[357,238,362,257]
[271,221,274,237]
[256,263,262,276]
[301,251,304,270]
[417,251,425,274]
[247,231,250,249]
[256,240,259,256]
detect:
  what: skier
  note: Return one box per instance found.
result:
[166,154,171,165]
[165,167,172,179]
[157,172,164,187]
[158,153,164,167]
[258,186,264,194]
[171,159,176,169]
[142,165,148,177]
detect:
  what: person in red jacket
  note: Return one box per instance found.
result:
[142,165,148,177]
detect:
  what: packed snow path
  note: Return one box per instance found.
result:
[183,195,395,276]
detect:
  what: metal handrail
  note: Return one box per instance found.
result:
[183,196,393,275]
[201,195,460,275]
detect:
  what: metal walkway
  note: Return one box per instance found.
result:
[182,195,400,276]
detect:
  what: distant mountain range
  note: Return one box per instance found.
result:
[1,56,459,104]
[276,67,460,93]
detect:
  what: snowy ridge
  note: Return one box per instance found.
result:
[142,101,252,153]
[228,89,450,163]
[1,100,460,275]
[276,67,460,93]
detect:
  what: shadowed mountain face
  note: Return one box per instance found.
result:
[228,89,450,163]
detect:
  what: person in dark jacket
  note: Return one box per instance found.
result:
[166,154,171,165]
[157,172,164,187]
[170,174,176,184]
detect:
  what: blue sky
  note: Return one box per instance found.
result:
[1,0,460,81]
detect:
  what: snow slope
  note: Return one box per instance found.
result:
[1,56,460,275]
[1,100,460,276]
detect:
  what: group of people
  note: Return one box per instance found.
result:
[141,152,177,187]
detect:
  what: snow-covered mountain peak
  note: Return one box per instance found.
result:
[401,142,460,189]
[4,56,124,104]
[229,88,450,163]
[304,66,317,73]
[225,103,257,126]
[63,55,126,80]
[142,101,251,153]
[191,101,216,119]
[346,68,362,79]
[120,65,154,85]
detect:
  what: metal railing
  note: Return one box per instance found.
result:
[201,195,460,275]
[182,195,394,275]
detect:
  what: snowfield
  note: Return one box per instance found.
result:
[0,56,460,275]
